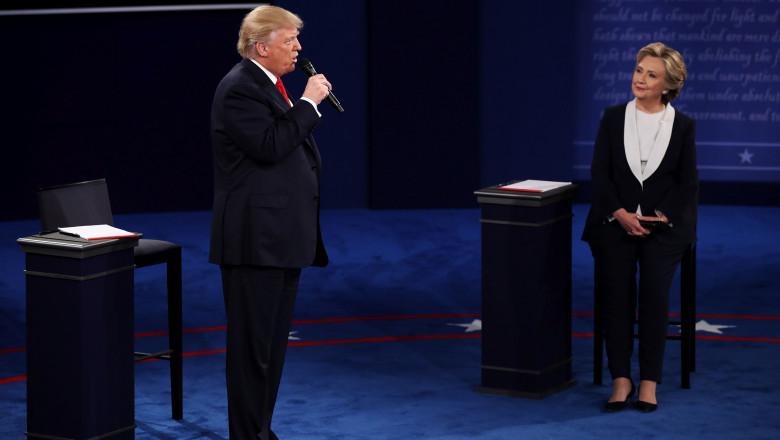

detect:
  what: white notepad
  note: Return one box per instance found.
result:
[58,224,138,240]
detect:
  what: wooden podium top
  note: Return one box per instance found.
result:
[474,182,578,207]
[17,232,139,259]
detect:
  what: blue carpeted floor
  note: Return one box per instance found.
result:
[2,204,780,439]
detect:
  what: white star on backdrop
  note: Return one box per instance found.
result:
[288,331,300,341]
[674,319,736,334]
[694,320,736,335]
[448,319,482,333]
[738,148,754,164]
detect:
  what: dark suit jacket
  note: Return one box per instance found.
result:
[209,58,328,268]
[582,102,698,246]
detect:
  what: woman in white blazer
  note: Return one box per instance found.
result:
[582,42,698,413]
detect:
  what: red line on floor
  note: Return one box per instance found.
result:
[288,333,481,347]
[135,314,483,338]
[183,325,226,334]
[183,348,226,357]
[574,312,780,321]
[119,334,484,364]
[292,313,482,325]
[697,335,780,343]
[3,330,780,384]
[695,314,780,321]
[0,375,26,386]
[135,330,169,338]
[0,346,25,355]
[6,310,780,350]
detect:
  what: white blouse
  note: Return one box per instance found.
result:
[623,99,676,215]
[636,109,666,174]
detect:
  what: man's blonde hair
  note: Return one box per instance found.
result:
[237,5,303,59]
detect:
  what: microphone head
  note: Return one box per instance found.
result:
[297,58,317,77]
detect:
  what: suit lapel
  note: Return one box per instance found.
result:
[241,59,320,163]
[623,99,676,183]
[241,59,292,112]
[623,100,644,185]
[642,104,675,180]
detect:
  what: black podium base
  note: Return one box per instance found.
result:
[477,356,578,399]
[26,424,137,440]
[476,379,577,400]
[19,233,138,440]
[474,182,578,399]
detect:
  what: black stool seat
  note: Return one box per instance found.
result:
[135,238,180,262]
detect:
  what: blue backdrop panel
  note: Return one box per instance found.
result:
[479,0,577,188]
[0,9,245,220]
[276,0,369,209]
[367,0,480,209]
[0,3,369,221]
[575,0,780,183]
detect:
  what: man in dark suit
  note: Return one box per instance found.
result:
[209,5,333,439]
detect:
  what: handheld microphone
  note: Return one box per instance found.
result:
[297,58,344,113]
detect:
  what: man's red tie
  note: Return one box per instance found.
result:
[275,78,291,107]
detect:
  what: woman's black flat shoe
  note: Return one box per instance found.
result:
[605,381,635,413]
[636,400,658,413]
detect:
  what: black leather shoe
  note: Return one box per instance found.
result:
[605,381,635,413]
[636,400,658,413]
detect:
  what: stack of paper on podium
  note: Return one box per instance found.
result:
[58,224,138,240]
[498,179,572,193]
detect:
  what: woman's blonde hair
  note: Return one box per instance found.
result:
[237,5,303,59]
[636,42,687,105]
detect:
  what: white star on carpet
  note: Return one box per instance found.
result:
[739,148,754,164]
[695,319,736,335]
[448,319,482,333]
[288,331,300,341]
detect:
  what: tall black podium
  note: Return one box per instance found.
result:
[18,233,138,440]
[474,182,577,399]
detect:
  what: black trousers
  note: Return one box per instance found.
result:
[221,265,301,440]
[591,236,688,383]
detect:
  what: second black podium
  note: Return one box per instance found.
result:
[19,232,138,440]
[474,182,577,399]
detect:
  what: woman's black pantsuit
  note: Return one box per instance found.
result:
[582,101,698,383]
[590,234,688,382]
